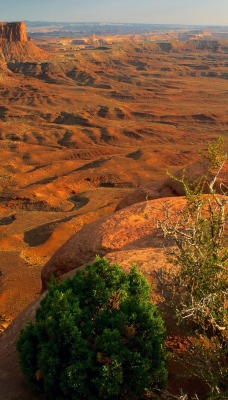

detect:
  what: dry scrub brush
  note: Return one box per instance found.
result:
[157,138,227,344]
[156,138,227,398]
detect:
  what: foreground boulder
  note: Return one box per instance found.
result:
[41,196,185,290]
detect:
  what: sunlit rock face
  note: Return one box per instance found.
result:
[0,22,27,42]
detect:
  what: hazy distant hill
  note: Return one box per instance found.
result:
[26,21,228,39]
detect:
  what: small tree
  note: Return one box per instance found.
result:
[156,138,227,398]
[158,138,227,344]
[17,257,167,400]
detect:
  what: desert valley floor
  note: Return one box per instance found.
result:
[0,34,228,329]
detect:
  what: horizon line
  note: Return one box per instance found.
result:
[3,20,228,28]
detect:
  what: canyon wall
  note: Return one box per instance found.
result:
[0,22,27,42]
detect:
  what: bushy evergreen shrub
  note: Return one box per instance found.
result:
[17,257,167,399]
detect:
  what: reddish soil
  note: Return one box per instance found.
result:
[0,33,227,398]
[0,36,227,326]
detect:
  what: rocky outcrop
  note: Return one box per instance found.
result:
[0,22,52,63]
[41,157,228,289]
[41,196,186,290]
[116,160,228,211]
[188,39,219,52]
[0,22,27,42]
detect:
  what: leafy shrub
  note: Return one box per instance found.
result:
[17,257,167,399]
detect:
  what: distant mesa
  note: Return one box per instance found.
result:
[157,42,172,52]
[0,21,53,64]
[0,22,27,42]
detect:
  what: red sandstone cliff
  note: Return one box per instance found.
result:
[0,22,53,63]
[0,22,27,42]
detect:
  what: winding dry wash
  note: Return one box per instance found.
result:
[0,22,227,328]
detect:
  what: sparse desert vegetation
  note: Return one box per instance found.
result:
[156,139,227,399]
[0,22,227,399]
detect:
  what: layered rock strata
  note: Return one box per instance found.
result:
[0,22,27,42]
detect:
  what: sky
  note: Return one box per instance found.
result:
[1,0,228,26]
